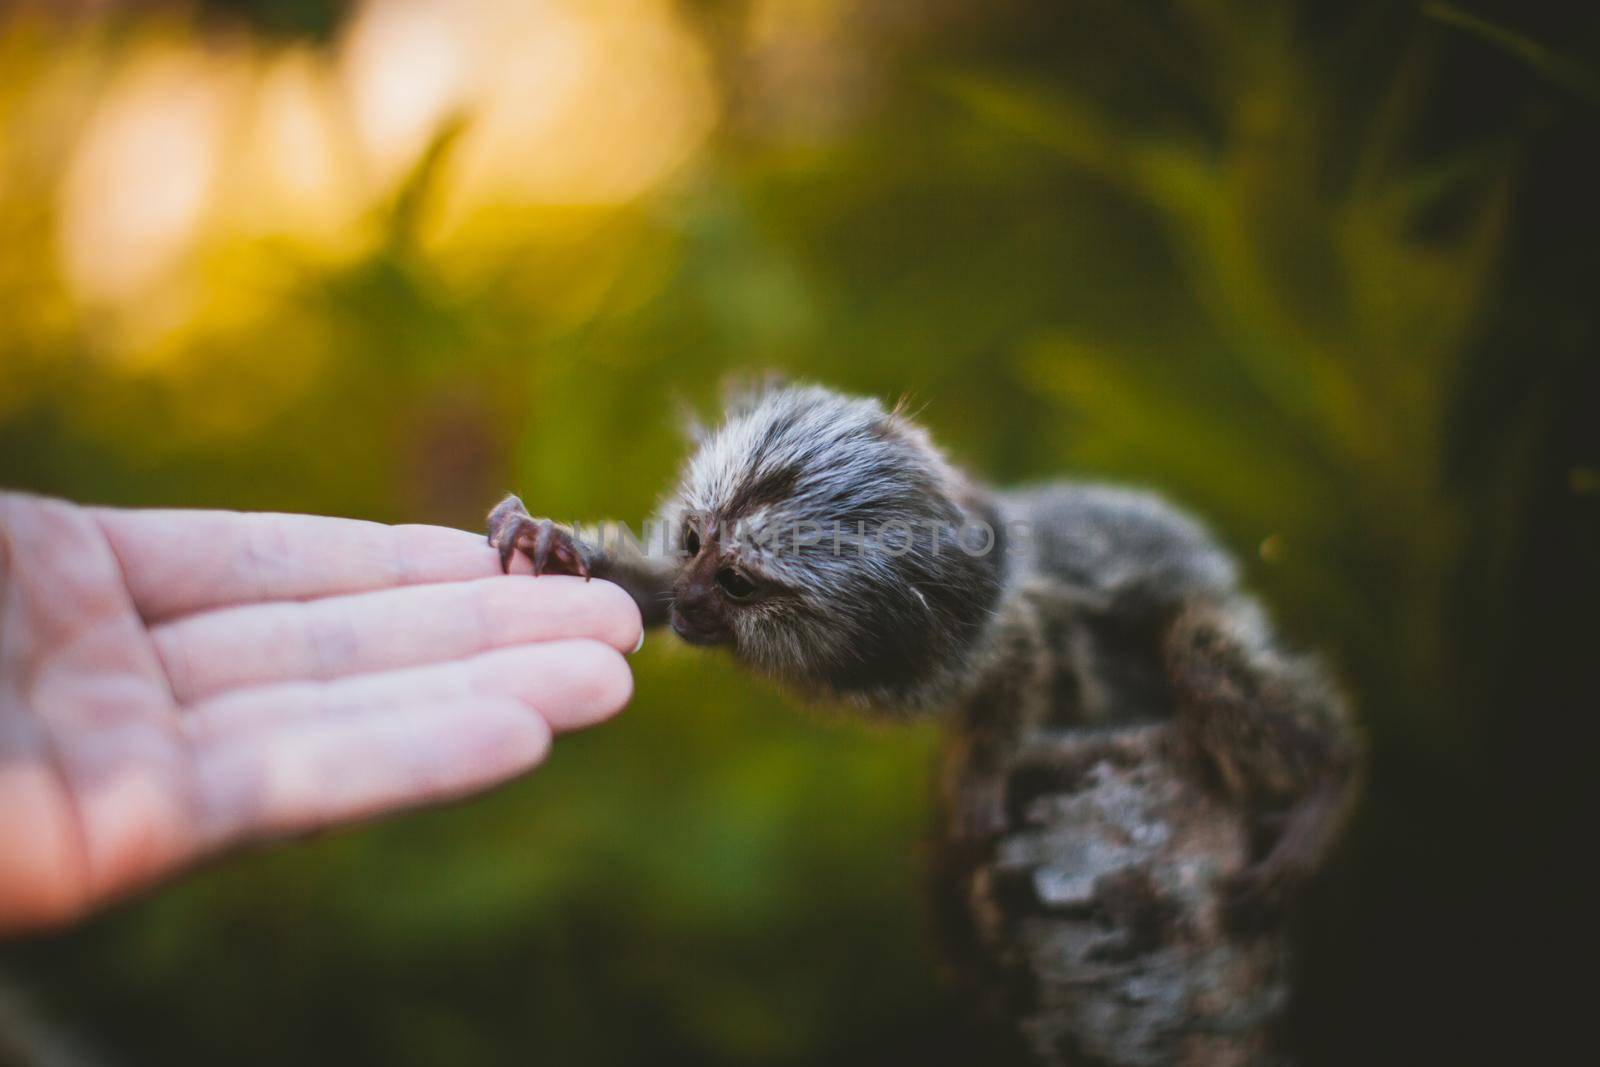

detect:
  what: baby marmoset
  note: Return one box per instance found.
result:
[489,382,1358,978]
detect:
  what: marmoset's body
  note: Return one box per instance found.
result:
[490,383,1357,1051]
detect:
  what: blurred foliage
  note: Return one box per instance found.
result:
[2,1,1597,1064]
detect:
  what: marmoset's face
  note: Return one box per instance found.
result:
[665,383,996,702]
[665,486,943,698]
[667,515,763,648]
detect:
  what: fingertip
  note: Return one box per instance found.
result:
[458,698,553,776]
[548,640,633,732]
[479,574,638,653]
[584,641,634,724]
[587,577,645,655]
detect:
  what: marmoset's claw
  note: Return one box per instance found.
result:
[485,494,589,579]
[531,521,555,576]
[497,530,518,575]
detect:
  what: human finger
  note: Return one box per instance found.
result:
[183,640,633,740]
[153,575,642,704]
[92,508,550,624]
[192,697,552,850]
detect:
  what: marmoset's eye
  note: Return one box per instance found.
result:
[716,567,758,601]
[684,528,701,555]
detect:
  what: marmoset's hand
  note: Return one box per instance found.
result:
[487,494,592,579]
[0,493,642,936]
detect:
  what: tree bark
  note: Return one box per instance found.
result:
[948,724,1292,1066]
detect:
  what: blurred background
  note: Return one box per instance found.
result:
[1,0,1595,1063]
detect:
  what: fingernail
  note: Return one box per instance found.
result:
[630,630,645,654]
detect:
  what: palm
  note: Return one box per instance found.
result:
[0,494,640,934]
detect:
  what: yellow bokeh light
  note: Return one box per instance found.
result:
[40,0,715,323]
[337,0,717,241]
[227,46,366,245]
[56,48,240,305]
[338,0,472,188]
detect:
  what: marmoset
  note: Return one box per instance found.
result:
[489,382,1358,1057]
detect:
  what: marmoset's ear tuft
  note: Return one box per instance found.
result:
[889,391,931,424]
[675,373,791,444]
[675,396,711,445]
[719,370,793,417]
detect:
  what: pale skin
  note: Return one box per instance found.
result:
[0,493,643,936]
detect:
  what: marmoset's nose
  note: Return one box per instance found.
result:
[676,585,717,623]
[671,579,728,646]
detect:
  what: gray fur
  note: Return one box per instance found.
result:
[488,381,1359,1063]
[658,382,1004,708]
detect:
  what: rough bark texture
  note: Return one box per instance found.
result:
[952,724,1293,1066]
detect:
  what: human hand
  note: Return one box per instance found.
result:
[0,493,642,935]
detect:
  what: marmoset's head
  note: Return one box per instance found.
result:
[659,382,1003,708]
